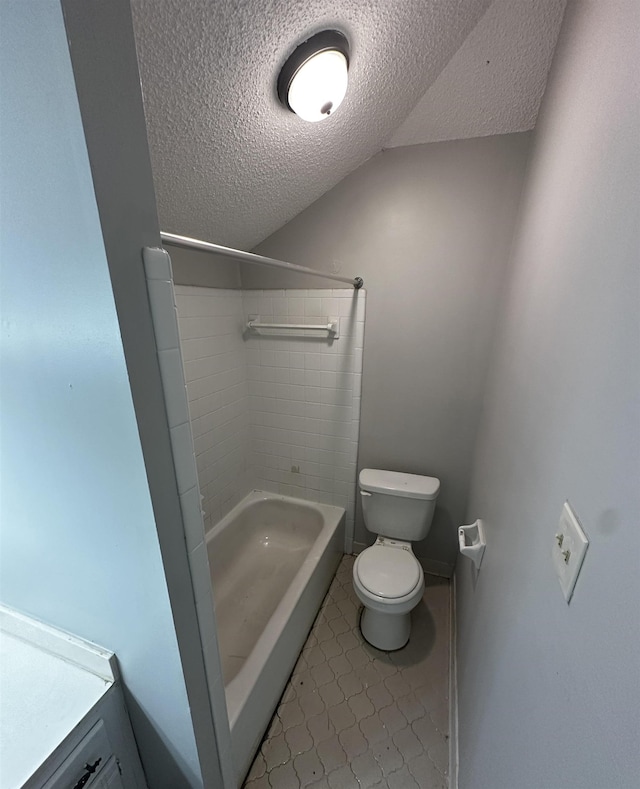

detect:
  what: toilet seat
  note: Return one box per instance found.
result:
[355,544,422,599]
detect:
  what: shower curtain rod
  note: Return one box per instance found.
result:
[161,232,364,289]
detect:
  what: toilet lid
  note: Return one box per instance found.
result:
[357,546,422,599]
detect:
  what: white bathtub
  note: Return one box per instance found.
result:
[206,490,344,783]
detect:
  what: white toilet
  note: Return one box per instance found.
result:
[353,469,440,651]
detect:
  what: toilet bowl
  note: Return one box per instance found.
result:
[354,538,425,650]
[353,469,440,650]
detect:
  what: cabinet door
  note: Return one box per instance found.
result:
[25,685,146,789]
[42,720,114,789]
[89,756,124,788]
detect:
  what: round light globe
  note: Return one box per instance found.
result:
[287,49,348,122]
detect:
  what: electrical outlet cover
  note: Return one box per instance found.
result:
[552,501,589,602]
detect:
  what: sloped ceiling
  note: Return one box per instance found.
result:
[387,0,567,147]
[131,0,565,251]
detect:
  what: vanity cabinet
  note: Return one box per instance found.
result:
[30,685,145,789]
[0,606,147,789]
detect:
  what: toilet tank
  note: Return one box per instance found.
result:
[359,469,440,541]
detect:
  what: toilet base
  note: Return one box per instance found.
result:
[360,606,410,651]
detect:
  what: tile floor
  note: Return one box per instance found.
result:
[243,555,450,788]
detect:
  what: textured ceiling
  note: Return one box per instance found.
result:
[131,0,565,251]
[387,0,566,147]
[131,0,492,250]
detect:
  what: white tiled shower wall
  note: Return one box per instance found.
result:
[175,286,365,541]
[243,289,365,542]
[175,286,251,531]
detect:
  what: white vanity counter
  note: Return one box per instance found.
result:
[0,631,111,788]
[0,606,146,789]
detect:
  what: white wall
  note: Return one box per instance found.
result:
[0,3,203,786]
[175,286,252,529]
[61,0,226,781]
[170,244,241,289]
[245,134,531,572]
[456,1,640,787]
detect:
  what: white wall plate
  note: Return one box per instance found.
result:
[552,501,589,603]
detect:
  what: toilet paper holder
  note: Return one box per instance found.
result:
[458,519,486,569]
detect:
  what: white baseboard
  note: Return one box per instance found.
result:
[449,571,459,789]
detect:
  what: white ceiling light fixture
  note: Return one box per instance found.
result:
[278,30,350,123]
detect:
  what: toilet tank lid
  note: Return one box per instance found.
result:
[359,469,440,500]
